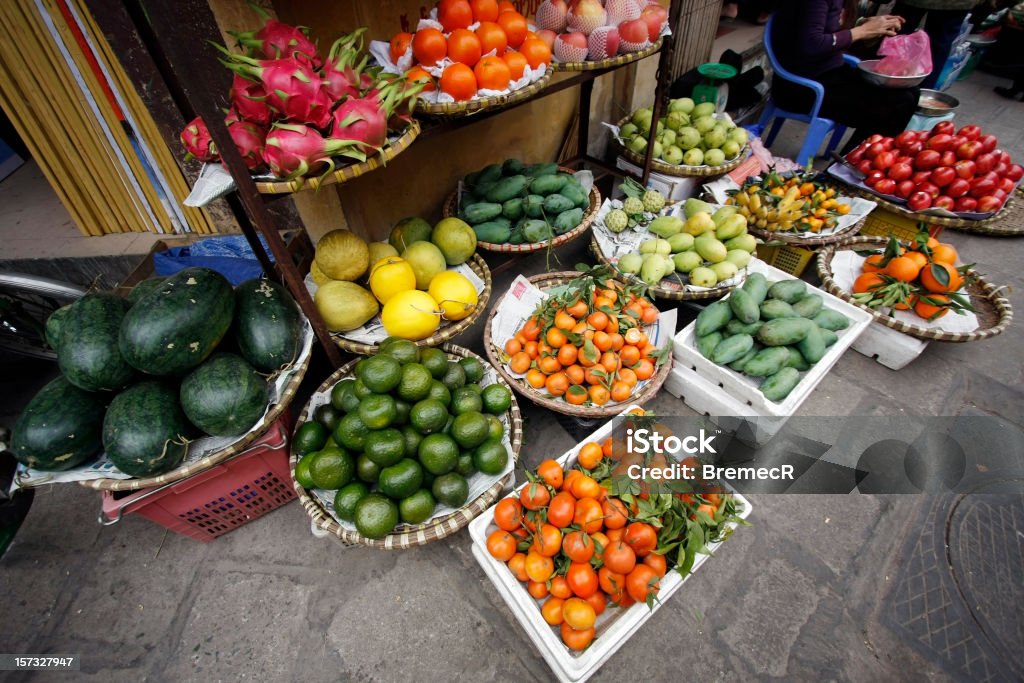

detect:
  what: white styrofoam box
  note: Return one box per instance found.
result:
[851,321,930,370]
[673,260,872,417]
[664,364,786,446]
[614,156,701,201]
[468,405,753,683]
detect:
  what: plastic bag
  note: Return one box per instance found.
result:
[876,31,932,77]
[153,235,275,285]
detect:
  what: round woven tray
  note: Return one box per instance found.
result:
[748,213,868,247]
[414,70,552,117]
[589,235,739,301]
[482,271,673,417]
[441,168,602,253]
[943,186,1024,237]
[614,115,748,178]
[816,235,1013,342]
[332,253,492,355]
[290,344,524,549]
[80,332,312,491]
[551,39,662,72]
[841,181,1014,229]
[254,121,420,195]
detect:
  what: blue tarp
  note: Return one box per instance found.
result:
[153,235,275,285]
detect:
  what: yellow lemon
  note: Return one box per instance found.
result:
[428,271,478,321]
[369,257,416,304]
[381,290,441,341]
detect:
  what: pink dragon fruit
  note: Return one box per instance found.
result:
[229,74,271,126]
[588,26,620,61]
[230,6,321,67]
[322,29,369,100]
[554,32,590,63]
[566,0,607,35]
[180,116,218,162]
[605,0,641,25]
[225,111,267,170]
[224,54,333,129]
[262,123,366,179]
[535,0,569,32]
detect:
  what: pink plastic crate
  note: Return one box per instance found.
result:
[100,416,295,542]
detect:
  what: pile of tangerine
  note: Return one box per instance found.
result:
[390,0,552,101]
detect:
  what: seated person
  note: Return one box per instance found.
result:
[770,0,920,153]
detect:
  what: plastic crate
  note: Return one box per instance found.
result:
[755,243,813,277]
[851,321,930,370]
[860,209,928,242]
[100,416,295,542]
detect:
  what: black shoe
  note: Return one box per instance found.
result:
[994,86,1024,101]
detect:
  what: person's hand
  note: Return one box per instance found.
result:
[851,14,905,41]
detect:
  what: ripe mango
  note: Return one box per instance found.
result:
[695,233,728,263]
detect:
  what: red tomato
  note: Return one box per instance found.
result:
[999,176,1016,194]
[895,130,917,150]
[857,159,874,176]
[867,133,885,144]
[846,148,864,164]
[866,170,886,187]
[865,142,885,159]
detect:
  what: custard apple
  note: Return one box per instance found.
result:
[623,197,645,217]
[605,209,629,233]
[642,189,666,213]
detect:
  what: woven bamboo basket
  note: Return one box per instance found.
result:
[441,168,601,253]
[840,181,1015,229]
[589,235,740,301]
[80,332,312,491]
[332,253,492,355]
[254,122,420,194]
[414,70,552,117]
[614,115,748,178]
[482,272,673,418]
[944,186,1024,237]
[291,344,524,549]
[816,235,1013,342]
[551,39,662,72]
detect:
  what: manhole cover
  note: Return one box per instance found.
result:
[946,490,1024,680]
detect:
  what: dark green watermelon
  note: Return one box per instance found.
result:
[234,278,302,373]
[58,293,137,392]
[11,376,107,471]
[103,381,191,477]
[127,276,166,305]
[45,304,72,350]
[118,267,235,376]
[179,352,268,437]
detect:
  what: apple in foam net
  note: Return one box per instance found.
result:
[640,4,668,42]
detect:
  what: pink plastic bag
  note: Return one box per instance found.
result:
[876,31,932,77]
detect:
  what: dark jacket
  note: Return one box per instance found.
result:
[772,0,853,78]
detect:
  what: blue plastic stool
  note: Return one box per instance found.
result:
[753,15,857,165]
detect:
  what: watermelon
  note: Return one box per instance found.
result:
[45,304,72,350]
[179,353,268,437]
[234,278,302,373]
[11,376,107,471]
[127,277,166,305]
[119,267,235,376]
[103,381,191,477]
[58,293,137,392]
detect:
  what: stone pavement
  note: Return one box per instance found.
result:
[2,72,1023,682]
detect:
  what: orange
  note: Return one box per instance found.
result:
[852,272,885,294]
[474,55,512,90]
[545,371,569,397]
[509,351,530,374]
[920,262,963,293]
[504,338,522,355]
[550,576,573,599]
[545,326,567,348]
[538,355,561,374]
[447,28,482,66]
[885,256,921,283]
[555,309,576,330]
[560,622,595,651]
[440,63,477,101]
[497,11,529,48]
[556,344,578,367]
[565,385,588,405]
[577,442,603,470]
[562,597,596,631]
[862,253,887,273]
[617,366,638,387]
[541,597,565,625]
[610,380,631,403]
[439,0,474,32]
[904,250,929,270]
[519,37,552,69]
[633,359,655,381]
[507,552,528,581]
[412,28,446,66]
[564,364,584,385]
[498,0,517,12]
[931,244,958,265]
[914,294,950,320]
[528,580,549,599]
[390,32,412,63]
[525,368,547,389]
[405,65,436,91]
[470,0,500,21]
[502,50,528,79]
[475,21,508,57]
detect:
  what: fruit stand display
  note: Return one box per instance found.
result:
[12,271,313,492]
[469,407,751,682]
[290,342,523,549]
[442,161,601,252]
[535,0,668,71]
[483,268,674,417]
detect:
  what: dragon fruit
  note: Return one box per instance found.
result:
[223,54,333,129]
[230,6,320,67]
[225,111,267,170]
[566,0,607,35]
[263,123,366,179]
[229,74,271,126]
[322,29,369,100]
[329,80,414,154]
[180,116,218,162]
[535,0,569,32]
[605,0,641,26]
[588,26,620,61]
[554,32,590,62]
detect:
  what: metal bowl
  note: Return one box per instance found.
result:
[917,89,960,116]
[857,59,929,88]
